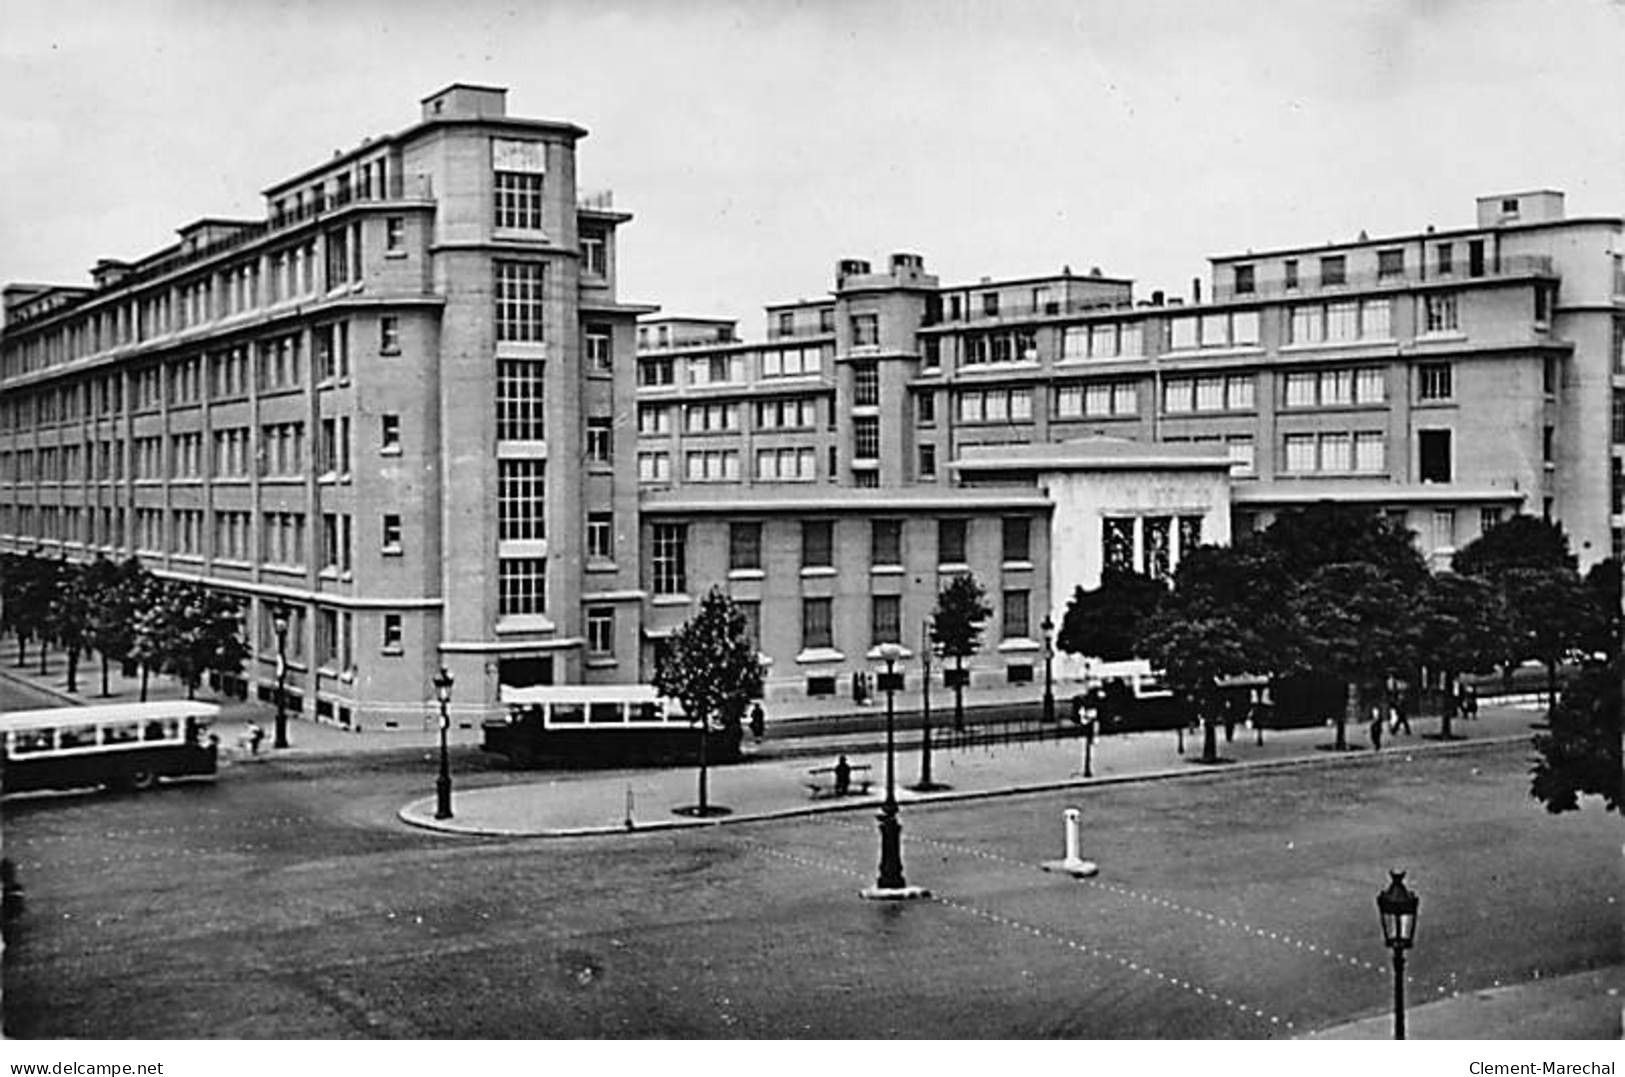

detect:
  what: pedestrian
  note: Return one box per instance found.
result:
[1463,685,1478,720]
[1391,697,1412,736]
[1222,698,1237,744]
[748,702,765,740]
[1369,708,1383,751]
[833,754,852,797]
[247,721,264,755]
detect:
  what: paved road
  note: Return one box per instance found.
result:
[2,739,1616,1039]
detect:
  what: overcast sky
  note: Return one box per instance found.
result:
[3,0,1622,331]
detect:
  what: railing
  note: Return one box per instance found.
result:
[921,295,1139,327]
[1209,254,1557,303]
[577,189,615,211]
[766,325,835,341]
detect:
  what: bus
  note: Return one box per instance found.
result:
[1,700,220,795]
[481,685,733,767]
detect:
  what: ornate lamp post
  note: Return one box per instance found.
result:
[1377,871,1420,1040]
[863,643,927,900]
[270,600,290,749]
[1041,615,1056,725]
[433,666,455,820]
[913,621,947,792]
[1082,713,1096,778]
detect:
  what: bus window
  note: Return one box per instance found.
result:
[12,729,55,755]
[103,722,141,745]
[60,725,99,749]
[143,719,178,742]
[633,702,662,724]
[588,702,623,724]
[551,704,586,725]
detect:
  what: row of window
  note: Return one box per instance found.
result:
[637,347,831,388]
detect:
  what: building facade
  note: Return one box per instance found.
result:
[4,84,1621,717]
[0,85,650,726]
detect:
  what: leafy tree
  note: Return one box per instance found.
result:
[653,587,764,816]
[930,573,991,732]
[82,557,146,696]
[45,560,95,694]
[1581,558,1621,661]
[1452,514,1578,579]
[1415,572,1507,739]
[1141,545,1273,763]
[129,578,174,703]
[1289,562,1422,750]
[1259,503,1428,588]
[1530,660,1621,816]
[1502,566,1595,708]
[162,583,249,699]
[1056,568,1166,662]
[4,553,56,670]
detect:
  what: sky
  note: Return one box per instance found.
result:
[2,0,1623,332]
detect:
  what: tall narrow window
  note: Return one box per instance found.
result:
[1418,429,1452,483]
[587,513,614,561]
[495,261,545,343]
[651,523,687,595]
[871,519,902,567]
[802,520,834,568]
[1002,517,1030,563]
[498,460,546,541]
[493,167,545,231]
[938,518,967,565]
[729,521,762,571]
[802,598,834,650]
[871,595,901,646]
[496,360,545,441]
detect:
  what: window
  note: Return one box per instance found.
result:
[1326,302,1359,342]
[376,414,401,454]
[776,311,794,337]
[916,392,936,425]
[1543,425,1555,464]
[1418,363,1453,401]
[938,518,967,565]
[495,261,545,343]
[379,316,400,354]
[982,292,1000,317]
[1534,286,1550,325]
[639,356,675,387]
[802,598,834,650]
[1233,264,1255,295]
[498,557,547,615]
[586,418,613,464]
[1002,590,1030,640]
[496,360,545,440]
[1354,367,1385,404]
[1283,260,1299,290]
[685,402,740,433]
[1437,244,1454,276]
[918,443,936,478]
[1227,435,1256,475]
[1544,358,1558,397]
[1284,372,1318,407]
[494,170,545,230]
[1424,293,1459,334]
[684,450,738,482]
[1354,431,1386,473]
[382,514,402,553]
[580,230,606,277]
[639,404,673,435]
[802,520,834,568]
[729,521,762,571]
[1377,249,1405,280]
[586,608,615,656]
[1320,433,1352,472]
[1290,306,1322,345]
[687,354,744,386]
[386,217,405,253]
[382,613,403,652]
[585,326,612,373]
[587,513,614,561]
[851,314,879,347]
[1418,430,1452,483]
[1362,299,1392,339]
[869,519,903,568]
[1321,369,1352,406]
[871,595,901,646]
[1142,517,1172,580]
[498,460,546,541]
[1170,317,1197,350]
[853,363,879,406]
[755,446,816,481]
[1321,255,1346,287]
[638,452,672,483]
[853,416,879,460]
[651,524,686,595]
[1480,507,1504,534]
[1284,434,1317,473]
[1002,517,1030,563]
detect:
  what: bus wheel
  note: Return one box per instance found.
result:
[126,768,158,792]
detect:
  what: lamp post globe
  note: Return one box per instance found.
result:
[433,666,455,820]
[269,600,291,749]
[1376,871,1420,1040]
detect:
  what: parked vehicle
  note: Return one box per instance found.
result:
[481,685,732,767]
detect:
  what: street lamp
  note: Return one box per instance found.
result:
[863,642,926,900]
[1376,871,1420,1040]
[1041,614,1056,725]
[433,666,455,820]
[269,600,290,749]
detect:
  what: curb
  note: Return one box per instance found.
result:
[397,731,1531,839]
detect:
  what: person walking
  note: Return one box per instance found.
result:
[1391,696,1412,736]
[246,721,265,755]
[1369,707,1384,751]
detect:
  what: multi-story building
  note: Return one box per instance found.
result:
[0,84,651,726]
[637,191,1624,698]
[5,85,1621,717]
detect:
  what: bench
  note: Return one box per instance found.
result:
[805,763,874,799]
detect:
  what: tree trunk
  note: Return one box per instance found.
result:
[65,647,79,694]
[1201,697,1219,764]
[696,717,710,814]
[38,640,48,676]
[1440,671,1455,739]
[1337,680,1358,751]
[15,634,24,666]
[953,657,965,732]
[100,654,110,697]
[140,665,149,703]
[1545,659,1558,715]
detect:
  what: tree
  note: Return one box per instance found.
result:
[652,587,764,816]
[1452,514,1578,579]
[44,560,94,694]
[1289,562,1422,751]
[1530,660,1621,816]
[130,578,175,703]
[1581,558,1621,662]
[930,573,991,732]
[160,583,249,699]
[1259,503,1428,589]
[82,557,146,696]
[1502,566,1595,709]
[4,553,56,670]
[1056,568,1166,662]
[1141,545,1273,763]
[1415,572,1507,739]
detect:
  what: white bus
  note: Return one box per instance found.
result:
[1,700,220,794]
[480,685,717,767]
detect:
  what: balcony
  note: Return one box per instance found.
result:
[1210,254,1557,304]
[921,294,1137,327]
